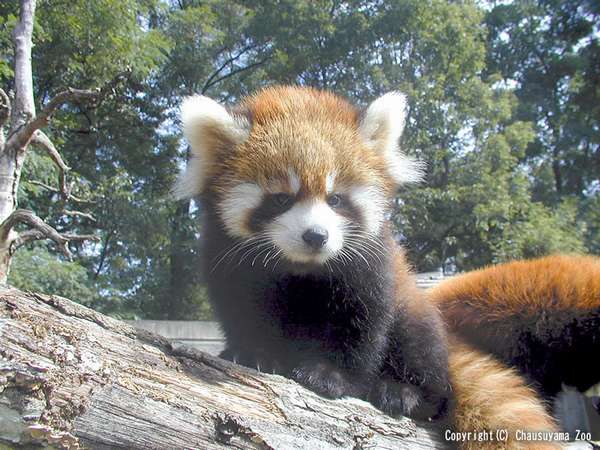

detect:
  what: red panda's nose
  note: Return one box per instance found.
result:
[302,227,329,249]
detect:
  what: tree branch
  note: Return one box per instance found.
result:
[0,209,99,257]
[93,230,113,279]
[27,180,96,204]
[30,129,71,195]
[8,228,45,248]
[203,56,271,93]
[6,70,131,151]
[32,130,71,172]
[0,87,10,129]
[8,87,100,150]
[201,44,260,94]
[0,288,443,449]
[30,130,98,209]
[62,209,96,222]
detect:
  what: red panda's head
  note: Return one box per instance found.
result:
[175,86,422,267]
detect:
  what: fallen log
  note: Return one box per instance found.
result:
[0,286,445,449]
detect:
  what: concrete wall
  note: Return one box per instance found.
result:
[129,320,226,355]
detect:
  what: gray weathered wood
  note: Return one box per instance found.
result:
[0,286,445,449]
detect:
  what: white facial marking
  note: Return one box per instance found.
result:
[346,186,387,234]
[326,171,336,194]
[267,200,345,264]
[288,168,301,194]
[218,182,263,237]
[266,178,286,193]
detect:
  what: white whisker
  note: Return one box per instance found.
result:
[210,232,272,272]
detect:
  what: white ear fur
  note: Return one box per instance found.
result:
[173,95,250,198]
[359,92,424,184]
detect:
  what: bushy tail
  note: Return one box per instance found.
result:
[431,254,600,397]
[448,336,560,450]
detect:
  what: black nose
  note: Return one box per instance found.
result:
[302,227,329,249]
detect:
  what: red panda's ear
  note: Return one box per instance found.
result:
[359,92,424,184]
[173,95,250,198]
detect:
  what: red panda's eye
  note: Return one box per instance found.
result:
[327,194,342,208]
[273,193,293,208]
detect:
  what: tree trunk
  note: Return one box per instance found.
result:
[0,285,445,449]
[0,0,100,284]
[0,151,20,281]
[0,0,36,283]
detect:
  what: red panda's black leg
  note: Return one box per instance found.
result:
[370,307,451,420]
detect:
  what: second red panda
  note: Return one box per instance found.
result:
[430,254,600,400]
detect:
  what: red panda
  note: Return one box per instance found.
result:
[175,85,559,448]
[430,255,600,400]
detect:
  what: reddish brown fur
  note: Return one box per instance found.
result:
[430,254,600,323]
[210,86,396,198]
[385,252,560,447]
[392,254,561,448]
[430,255,600,384]
[430,253,600,438]
[449,336,559,450]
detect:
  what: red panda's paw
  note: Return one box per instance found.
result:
[369,377,449,421]
[291,360,361,399]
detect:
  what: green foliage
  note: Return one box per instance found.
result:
[2,0,598,318]
[486,0,599,200]
[581,193,600,255]
[34,0,170,88]
[8,246,97,305]
[0,6,16,83]
[493,200,586,262]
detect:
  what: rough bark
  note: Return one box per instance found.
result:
[0,286,445,449]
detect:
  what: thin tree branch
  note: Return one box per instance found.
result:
[9,228,45,248]
[31,130,71,196]
[32,130,70,170]
[11,229,99,254]
[93,230,113,279]
[203,56,271,93]
[62,209,96,222]
[8,87,100,150]
[201,44,259,94]
[26,180,58,192]
[0,209,99,257]
[27,181,96,204]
